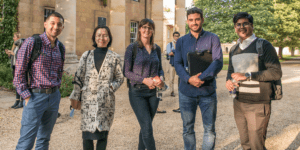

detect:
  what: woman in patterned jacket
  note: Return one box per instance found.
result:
[69,25,124,150]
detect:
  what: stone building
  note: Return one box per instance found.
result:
[17,0,185,71]
[162,0,186,53]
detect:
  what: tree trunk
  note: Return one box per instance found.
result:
[291,47,295,56]
[278,46,283,59]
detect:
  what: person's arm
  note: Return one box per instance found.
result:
[166,43,171,54]
[174,38,191,83]
[57,44,65,88]
[13,38,34,99]
[157,46,164,77]
[251,41,282,81]
[226,47,235,81]
[124,44,144,84]
[198,35,223,81]
[110,55,124,92]
[69,51,89,101]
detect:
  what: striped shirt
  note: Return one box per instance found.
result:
[13,32,65,99]
[174,29,223,97]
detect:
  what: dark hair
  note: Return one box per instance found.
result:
[92,25,113,48]
[136,18,155,49]
[45,12,64,23]
[173,31,180,37]
[233,12,253,24]
[187,7,203,19]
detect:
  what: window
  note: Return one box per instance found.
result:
[130,22,138,43]
[98,17,106,26]
[132,0,139,2]
[44,8,55,31]
[44,8,55,22]
[168,30,170,39]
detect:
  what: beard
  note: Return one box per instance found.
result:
[189,24,202,33]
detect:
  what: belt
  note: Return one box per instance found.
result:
[30,86,58,94]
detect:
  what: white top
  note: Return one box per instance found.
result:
[237,34,257,50]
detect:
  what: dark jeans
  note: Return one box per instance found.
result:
[12,66,21,100]
[179,91,217,150]
[129,84,159,150]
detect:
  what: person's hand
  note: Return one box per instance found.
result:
[231,73,246,81]
[226,80,239,91]
[70,99,81,110]
[143,78,156,89]
[154,79,164,88]
[188,73,204,88]
[25,97,30,106]
[169,52,174,56]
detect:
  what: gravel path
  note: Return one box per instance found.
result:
[0,64,299,150]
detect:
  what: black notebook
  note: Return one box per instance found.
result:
[187,50,213,76]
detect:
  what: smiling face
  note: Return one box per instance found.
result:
[235,18,254,41]
[95,28,110,48]
[139,23,154,39]
[13,34,19,42]
[187,13,204,33]
[44,16,64,40]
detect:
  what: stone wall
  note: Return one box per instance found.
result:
[18,0,56,38]
[76,0,111,56]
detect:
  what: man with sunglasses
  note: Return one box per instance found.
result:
[226,12,282,149]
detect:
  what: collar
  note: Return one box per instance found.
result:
[189,29,205,39]
[173,39,177,43]
[41,32,59,47]
[237,34,257,50]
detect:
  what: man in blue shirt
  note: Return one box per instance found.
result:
[174,7,223,150]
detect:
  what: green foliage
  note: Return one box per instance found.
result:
[194,0,278,43]
[59,73,74,98]
[272,0,300,48]
[0,63,14,90]
[0,0,19,65]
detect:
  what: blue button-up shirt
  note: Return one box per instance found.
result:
[124,43,164,86]
[174,29,223,97]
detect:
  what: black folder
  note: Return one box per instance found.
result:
[187,50,213,76]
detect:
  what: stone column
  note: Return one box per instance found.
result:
[56,0,78,64]
[175,0,186,36]
[110,0,126,57]
[151,0,164,49]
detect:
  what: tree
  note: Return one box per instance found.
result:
[0,0,19,65]
[272,0,300,58]
[194,0,278,43]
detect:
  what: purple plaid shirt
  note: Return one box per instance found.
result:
[13,32,65,99]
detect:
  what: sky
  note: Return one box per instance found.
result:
[163,0,194,10]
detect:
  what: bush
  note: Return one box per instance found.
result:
[59,73,74,98]
[0,63,14,90]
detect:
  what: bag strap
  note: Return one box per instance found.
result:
[170,42,173,49]
[72,50,91,101]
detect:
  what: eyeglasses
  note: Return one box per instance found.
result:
[235,22,252,28]
[96,34,109,39]
[142,26,153,31]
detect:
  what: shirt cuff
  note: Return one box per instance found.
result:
[21,89,32,100]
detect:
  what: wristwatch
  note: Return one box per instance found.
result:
[245,72,251,81]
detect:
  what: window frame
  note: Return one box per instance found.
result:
[130,21,139,43]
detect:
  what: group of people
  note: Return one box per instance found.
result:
[10,6,282,150]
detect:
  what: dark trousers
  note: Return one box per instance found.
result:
[83,131,109,150]
[12,66,21,100]
[234,99,271,150]
[129,84,159,150]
